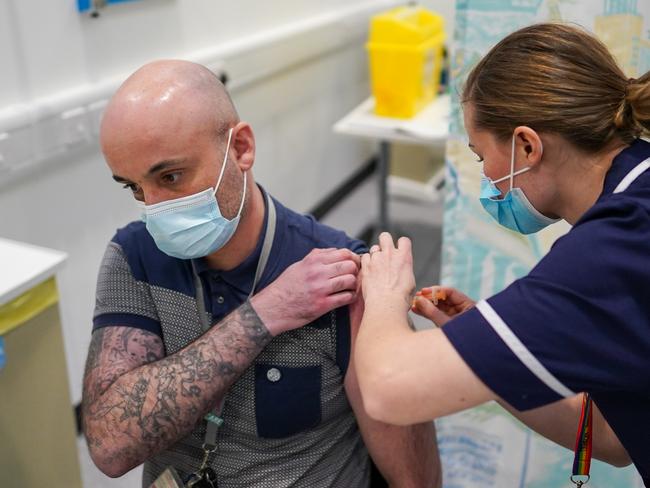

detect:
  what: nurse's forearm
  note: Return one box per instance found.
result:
[82,301,271,478]
[356,298,494,425]
[355,299,411,409]
[498,396,631,467]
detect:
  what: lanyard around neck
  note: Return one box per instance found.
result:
[190,192,277,450]
[571,393,593,487]
[569,158,650,487]
[192,192,277,333]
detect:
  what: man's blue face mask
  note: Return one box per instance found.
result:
[139,128,247,259]
[479,134,559,235]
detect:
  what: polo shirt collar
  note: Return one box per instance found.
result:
[192,185,279,295]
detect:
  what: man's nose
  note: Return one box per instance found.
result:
[141,185,172,206]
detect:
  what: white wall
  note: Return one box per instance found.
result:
[421,0,456,41]
[0,0,455,405]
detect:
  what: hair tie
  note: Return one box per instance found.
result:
[614,81,631,129]
[614,78,641,133]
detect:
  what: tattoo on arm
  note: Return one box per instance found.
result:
[82,300,271,474]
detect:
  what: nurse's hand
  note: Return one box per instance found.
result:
[360,232,416,311]
[411,286,475,327]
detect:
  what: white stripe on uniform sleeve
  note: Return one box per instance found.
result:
[614,157,650,194]
[476,300,575,398]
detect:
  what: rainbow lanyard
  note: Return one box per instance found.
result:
[571,393,593,487]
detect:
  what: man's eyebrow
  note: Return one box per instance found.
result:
[146,159,188,177]
[111,159,189,183]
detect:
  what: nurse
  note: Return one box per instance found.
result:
[355,23,650,486]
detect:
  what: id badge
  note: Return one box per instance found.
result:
[149,467,185,488]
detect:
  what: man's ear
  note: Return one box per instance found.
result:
[514,126,543,167]
[232,122,255,171]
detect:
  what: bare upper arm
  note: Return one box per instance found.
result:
[343,296,362,398]
[345,299,442,486]
[82,326,165,407]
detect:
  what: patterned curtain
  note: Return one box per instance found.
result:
[438,1,649,486]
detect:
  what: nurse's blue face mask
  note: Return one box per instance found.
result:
[140,128,247,259]
[479,134,559,234]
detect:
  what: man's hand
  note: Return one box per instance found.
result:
[251,247,361,336]
[411,286,475,327]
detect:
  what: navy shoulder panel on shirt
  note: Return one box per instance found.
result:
[111,220,195,296]
[266,200,367,378]
[284,206,368,254]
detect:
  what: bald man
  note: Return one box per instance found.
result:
[82,60,440,488]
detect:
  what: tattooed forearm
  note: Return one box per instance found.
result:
[83,326,164,408]
[82,300,271,477]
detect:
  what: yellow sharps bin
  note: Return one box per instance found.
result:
[366,6,445,118]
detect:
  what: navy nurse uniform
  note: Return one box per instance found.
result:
[443,139,650,485]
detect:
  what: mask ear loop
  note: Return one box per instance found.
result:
[491,134,534,186]
[214,128,234,195]
[509,134,516,191]
[213,127,247,221]
[235,172,247,219]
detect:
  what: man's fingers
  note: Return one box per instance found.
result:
[309,247,335,255]
[325,260,359,279]
[329,274,358,294]
[319,248,361,266]
[326,290,357,309]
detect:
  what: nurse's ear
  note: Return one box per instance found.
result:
[513,126,544,168]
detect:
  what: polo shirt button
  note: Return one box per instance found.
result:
[266,367,282,382]
[216,296,225,304]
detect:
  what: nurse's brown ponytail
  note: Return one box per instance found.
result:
[462,23,650,154]
[624,72,650,137]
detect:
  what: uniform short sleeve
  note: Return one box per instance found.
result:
[93,241,162,336]
[442,197,650,410]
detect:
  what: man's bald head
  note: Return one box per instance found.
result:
[100,60,238,154]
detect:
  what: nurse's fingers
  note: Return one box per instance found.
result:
[417,285,475,311]
[378,232,395,252]
[396,236,412,254]
[411,296,452,327]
